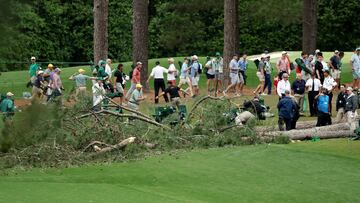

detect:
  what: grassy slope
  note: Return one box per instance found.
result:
[0,52,355,98]
[0,139,360,203]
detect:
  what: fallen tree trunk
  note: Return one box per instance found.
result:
[84,137,136,154]
[260,123,355,140]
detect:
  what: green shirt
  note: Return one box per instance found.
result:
[129,89,142,105]
[29,63,39,77]
[0,98,14,113]
[97,66,108,79]
[74,74,90,87]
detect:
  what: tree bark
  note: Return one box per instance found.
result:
[223,0,239,85]
[93,0,108,64]
[302,0,317,54]
[133,0,149,91]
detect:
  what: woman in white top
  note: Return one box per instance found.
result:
[167,58,178,86]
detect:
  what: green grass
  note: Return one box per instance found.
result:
[0,139,359,203]
[0,52,355,99]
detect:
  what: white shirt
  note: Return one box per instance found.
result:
[277,79,291,97]
[167,64,177,81]
[92,83,106,107]
[321,61,329,71]
[150,65,168,79]
[105,64,112,79]
[323,76,337,91]
[305,78,322,91]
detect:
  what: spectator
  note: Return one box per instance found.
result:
[113,64,126,104]
[254,54,266,95]
[213,52,224,93]
[263,54,272,95]
[92,78,106,111]
[205,56,216,94]
[48,68,63,101]
[69,69,95,100]
[167,58,178,86]
[335,85,347,122]
[28,56,39,86]
[305,73,322,117]
[223,54,241,96]
[43,63,54,83]
[276,51,290,79]
[322,70,337,114]
[32,71,45,100]
[238,53,248,92]
[350,48,360,89]
[344,87,359,135]
[315,88,331,126]
[328,50,341,89]
[292,74,306,115]
[276,73,291,99]
[156,81,187,109]
[128,83,146,111]
[190,55,200,96]
[315,52,325,84]
[147,61,169,104]
[277,90,297,131]
[178,58,193,97]
[337,51,345,89]
[105,59,113,80]
[125,61,142,100]
[0,92,15,121]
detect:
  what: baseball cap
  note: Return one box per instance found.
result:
[54,68,61,72]
[48,64,54,68]
[334,50,339,54]
[284,90,290,94]
[356,47,360,51]
[315,49,320,53]
[136,61,142,65]
[346,87,353,91]
[31,56,36,60]
[6,92,14,97]
[38,70,44,74]
[78,69,85,73]
[136,83,142,88]
[281,51,287,55]
[261,54,266,58]
[282,73,289,78]
[215,52,221,56]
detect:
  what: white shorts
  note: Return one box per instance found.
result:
[179,76,191,85]
[116,83,124,94]
[191,76,199,86]
[230,73,240,85]
[256,71,265,82]
[332,69,341,79]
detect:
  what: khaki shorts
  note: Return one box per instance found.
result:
[191,76,199,86]
[116,83,124,94]
[256,71,265,82]
[332,69,341,79]
[179,76,191,85]
[230,73,240,85]
[76,87,87,97]
[215,72,224,81]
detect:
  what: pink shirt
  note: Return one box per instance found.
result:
[277,57,290,72]
[132,67,141,83]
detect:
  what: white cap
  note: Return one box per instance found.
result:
[346,87,353,91]
[261,54,267,58]
[315,49,320,53]
[54,68,61,72]
[281,51,287,55]
[136,61,142,65]
[192,55,198,60]
[38,70,44,74]
[6,92,14,97]
[334,50,339,54]
[31,56,36,60]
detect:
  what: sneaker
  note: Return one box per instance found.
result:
[222,91,227,96]
[260,93,267,96]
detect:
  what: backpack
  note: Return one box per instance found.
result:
[254,59,260,68]
[198,63,203,74]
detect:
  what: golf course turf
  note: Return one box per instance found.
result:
[0,139,359,203]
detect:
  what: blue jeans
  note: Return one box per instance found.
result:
[263,73,272,94]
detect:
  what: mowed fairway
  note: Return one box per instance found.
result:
[1,139,360,203]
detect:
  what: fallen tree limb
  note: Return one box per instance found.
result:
[188,95,226,120]
[260,123,354,140]
[76,110,171,130]
[84,137,136,154]
[106,97,153,120]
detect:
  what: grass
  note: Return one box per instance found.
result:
[0,139,359,203]
[0,51,355,99]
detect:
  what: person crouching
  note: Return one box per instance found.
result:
[277,90,297,131]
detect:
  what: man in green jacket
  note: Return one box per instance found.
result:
[29,56,39,85]
[0,92,15,120]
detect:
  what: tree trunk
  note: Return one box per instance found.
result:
[302,0,317,54]
[223,0,239,86]
[93,0,108,64]
[132,0,149,91]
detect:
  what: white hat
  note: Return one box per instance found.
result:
[54,68,61,72]
[38,70,44,74]
[261,54,267,58]
[315,49,320,53]
[192,55,198,60]
[6,92,14,97]
[281,51,287,55]
[31,56,36,60]
[136,61,142,65]
[346,87,353,91]
[334,50,339,54]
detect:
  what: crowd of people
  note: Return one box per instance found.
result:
[1,48,359,135]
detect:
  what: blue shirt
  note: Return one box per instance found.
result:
[180,63,188,77]
[317,95,329,113]
[190,61,199,78]
[238,59,247,71]
[277,96,296,119]
[229,59,239,74]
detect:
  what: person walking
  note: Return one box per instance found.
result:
[105,59,113,80]
[276,73,291,99]
[113,64,126,104]
[305,73,322,116]
[335,85,347,122]
[238,53,248,95]
[223,54,240,96]
[328,50,341,89]
[190,55,200,96]
[28,56,39,86]
[322,70,337,114]
[315,88,331,126]
[350,48,360,89]
[32,70,45,100]
[156,81,187,109]
[69,69,95,100]
[167,58,178,86]
[205,56,216,94]
[276,51,290,79]
[48,68,63,101]
[0,92,15,121]
[263,54,272,95]
[178,58,193,97]
[277,90,297,131]
[147,61,169,104]
[344,87,359,138]
[254,54,266,95]
[213,52,224,94]
[292,74,306,115]
[126,61,142,100]
[128,83,146,111]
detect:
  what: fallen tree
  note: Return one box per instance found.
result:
[83,137,136,154]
